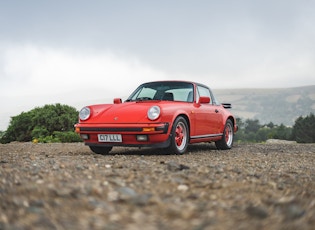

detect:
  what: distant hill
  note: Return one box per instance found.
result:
[213,85,315,126]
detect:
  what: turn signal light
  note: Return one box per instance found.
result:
[142,127,155,132]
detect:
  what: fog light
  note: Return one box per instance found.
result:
[80,134,89,140]
[136,135,148,141]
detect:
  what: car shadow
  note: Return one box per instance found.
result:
[101,143,219,156]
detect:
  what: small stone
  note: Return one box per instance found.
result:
[118,187,137,199]
[0,213,8,224]
[29,155,36,160]
[284,204,305,219]
[166,161,190,171]
[132,194,152,206]
[55,188,73,197]
[177,184,189,191]
[36,179,44,184]
[277,196,295,204]
[246,205,268,219]
[108,190,119,201]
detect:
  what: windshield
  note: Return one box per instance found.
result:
[126,82,194,102]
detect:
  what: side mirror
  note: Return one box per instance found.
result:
[199,96,211,104]
[222,103,232,109]
[113,98,122,104]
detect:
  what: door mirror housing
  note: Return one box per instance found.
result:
[199,96,211,104]
[113,98,122,104]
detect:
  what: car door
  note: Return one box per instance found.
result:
[194,85,223,136]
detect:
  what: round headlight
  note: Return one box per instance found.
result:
[147,106,160,120]
[79,107,91,121]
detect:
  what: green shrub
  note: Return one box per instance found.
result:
[53,131,82,143]
[37,135,60,143]
[33,131,82,143]
[1,103,79,143]
[31,126,50,139]
[292,113,315,143]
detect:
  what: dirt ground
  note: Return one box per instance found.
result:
[0,142,315,230]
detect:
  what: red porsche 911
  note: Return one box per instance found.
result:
[75,81,238,154]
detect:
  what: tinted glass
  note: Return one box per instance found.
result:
[127,82,194,102]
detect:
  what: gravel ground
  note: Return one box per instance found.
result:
[0,142,315,230]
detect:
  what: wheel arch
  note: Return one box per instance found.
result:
[171,113,191,138]
[227,115,237,132]
[167,113,190,154]
[227,116,235,125]
[219,116,236,134]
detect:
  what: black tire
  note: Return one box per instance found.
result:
[215,119,234,150]
[167,116,189,154]
[89,146,113,154]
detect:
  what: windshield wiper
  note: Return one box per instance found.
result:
[135,97,152,101]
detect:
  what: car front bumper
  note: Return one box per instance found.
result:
[75,122,170,147]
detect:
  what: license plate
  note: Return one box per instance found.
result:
[98,134,122,142]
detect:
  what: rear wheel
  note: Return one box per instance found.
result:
[215,119,234,150]
[168,116,189,154]
[89,146,113,154]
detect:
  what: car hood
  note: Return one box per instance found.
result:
[83,101,162,124]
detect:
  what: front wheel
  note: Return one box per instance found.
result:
[215,120,234,150]
[89,146,113,155]
[167,117,189,154]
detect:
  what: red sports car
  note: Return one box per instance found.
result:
[75,80,238,154]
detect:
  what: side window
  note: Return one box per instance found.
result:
[210,91,220,105]
[197,85,211,104]
[166,88,193,102]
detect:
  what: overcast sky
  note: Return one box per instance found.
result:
[1,0,315,130]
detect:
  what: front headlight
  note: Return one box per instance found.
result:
[79,107,91,121]
[147,106,161,120]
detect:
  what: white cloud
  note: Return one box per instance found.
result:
[0,41,314,130]
[1,44,170,96]
[0,44,172,130]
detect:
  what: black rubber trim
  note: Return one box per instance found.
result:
[80,127,142,132]
[80,123,169,133]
